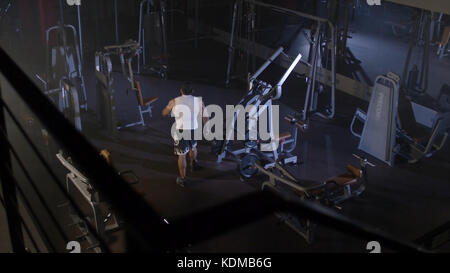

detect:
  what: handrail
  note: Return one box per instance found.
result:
[166,191,426,252]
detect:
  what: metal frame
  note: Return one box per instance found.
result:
[402,10,431,95]
[96,41,155,132]
[225,0,336,121]
[352,74,449,165]
[137,0,168,78]
[118,104,154,130]
[45,24,87,110]
[400,112,450,163]
[358,75,399,166]
[256,154,373,243]
[95,51,118,137]
[56,152,118,253]
[217,47,302,165]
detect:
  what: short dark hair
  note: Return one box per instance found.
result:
[181,82,193,95]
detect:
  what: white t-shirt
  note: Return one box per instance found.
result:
[169,95,205,130]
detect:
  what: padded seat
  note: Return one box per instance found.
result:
[439,26,450,47]
[143,96,159,106]
[134,80,159,107]
[116,80,158,129]
[277,132,292,141]
[327,164,362,186]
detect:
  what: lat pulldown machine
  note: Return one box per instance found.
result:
[95,40,159,136]
[225,0,337,122]
[137,0,169,79]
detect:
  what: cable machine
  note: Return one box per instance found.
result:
[225,0,337,121]
[137,0,168,79]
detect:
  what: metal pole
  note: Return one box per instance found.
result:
[77,5,83,64]
[249,2,256,72]
[170,0,174,34]
[225,1,238,87]
[138,0,146,74]
[329,24,336,118]
[249,46,284,83]
[114,0,119,44]
[59,0,65,25]
[0,84,26,253]
[302,23,321,121]
[194,0,199,49]
[339,0,351,58]
[160,0,168,57]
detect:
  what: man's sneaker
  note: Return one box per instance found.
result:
[176,177,186,187]
[190,161,202,172]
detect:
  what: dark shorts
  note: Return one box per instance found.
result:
[173,130,198,156]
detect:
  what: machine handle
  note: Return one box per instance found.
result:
[352,154,375,167]
[284,115,308,131]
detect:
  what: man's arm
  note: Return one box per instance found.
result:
[162,99,175,117]
[202,102,209,124]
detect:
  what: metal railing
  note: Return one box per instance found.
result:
[0,44,430,253]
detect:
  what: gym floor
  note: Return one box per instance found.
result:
[0,0,449,253]
[78,38,450,252]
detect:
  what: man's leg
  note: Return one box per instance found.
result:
[188,147,198,167]
[188,137,201,172]
[174,138,188,186]
[178,155,187,179]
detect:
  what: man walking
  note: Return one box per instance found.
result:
[162,82,208,187]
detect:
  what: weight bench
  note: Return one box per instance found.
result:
[254,154,372,243]
[118,80,158,129]
[322,162,369,205]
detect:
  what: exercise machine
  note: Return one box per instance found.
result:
[56,150,139,252]
[224,0,337,121]
[95,40,159,135]
[351,73,450,165]
[36,24,86,131]
[137,0,168,79]
[263,154,372,243]
[44,24,87,109]
[239,147,372,243]
[402,10,432,97]
[214,47,303,169]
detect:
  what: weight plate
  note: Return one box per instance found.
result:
[239,153,259,179]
